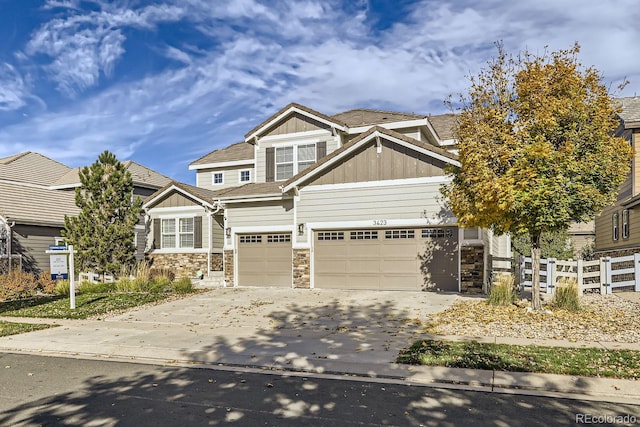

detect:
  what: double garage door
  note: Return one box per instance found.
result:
[314,227,459,291]
[236,227,458,291]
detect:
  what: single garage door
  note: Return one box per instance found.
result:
[314,227,458,291]
[237,233,292,287]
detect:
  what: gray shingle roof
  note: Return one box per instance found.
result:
[618,96,640,128]
[51,160,172,189]
[144,180,226,208]
[0,152,71,186]
[216,182,284,199]
[190,142,255,167]
[428,114,457,141]
[331,109,425,126]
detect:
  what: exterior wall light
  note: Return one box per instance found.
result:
[225,228,231,238]
[297,223,305,235]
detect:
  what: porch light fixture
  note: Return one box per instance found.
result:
[297,223,305,235]
[225,228,231,238]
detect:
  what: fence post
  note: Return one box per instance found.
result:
[576,259,584,295]
[546,258,556,294]
[519,255,526,292]
[635,253,640,292]
[600,257,612,295]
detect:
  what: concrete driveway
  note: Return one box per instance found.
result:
[0,288,457,375]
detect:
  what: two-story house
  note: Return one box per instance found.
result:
[595,96,640,257]
[143,103,510,292]
[0,152,172,273]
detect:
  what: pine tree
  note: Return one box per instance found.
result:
[62,151,142,276]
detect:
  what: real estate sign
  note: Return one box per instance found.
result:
[49,245,68,280]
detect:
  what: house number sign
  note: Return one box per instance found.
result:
[372,220,387,226]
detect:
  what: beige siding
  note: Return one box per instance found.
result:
[153,193,199,209]
[255,133,336,182]
[298,181,451,225]
[263,112,330,137]
[226,200,294,228]
[196,164,254,190]
[396,127,420,141]
[12,224,63,273]
[308,140,447,186]
[148,207,211,251]
[595,205,640,251]
[213,214,224,251]
[634,131,640,196]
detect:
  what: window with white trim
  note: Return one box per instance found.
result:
[161,218,195,248]
[623,209,630,240]
[212,172,223,185]
[240,170,251,183]
[275,143,316,180]
[612,212,619,241]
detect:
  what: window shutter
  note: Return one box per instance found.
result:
[266,147,275,182]
[194,216,202,249]
[316,141,327,160]
[153,219,160,249]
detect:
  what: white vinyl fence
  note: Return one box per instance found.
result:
[519,254,640,295]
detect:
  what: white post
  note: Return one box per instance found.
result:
[601,257,612,295]
[546,258,556,294]
[576,259,584,295]
[68,244,75,310]
[635,253,640,292]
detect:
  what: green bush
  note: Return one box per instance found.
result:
[0,270,38,301]
[115,277,165,293]
[172,277,194,294]
[53,280,71,296]
[488,273,517,306]
[552,277,581,311]
[151,276,172,291]
[78,280,115,294]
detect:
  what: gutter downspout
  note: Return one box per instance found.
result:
[207,201,224,278]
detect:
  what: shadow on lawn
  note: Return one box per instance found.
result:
[1,291,637,425]
[0,295,65,314]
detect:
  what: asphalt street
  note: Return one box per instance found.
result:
[1,353,639,426]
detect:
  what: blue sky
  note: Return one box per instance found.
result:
[1,0,639,185]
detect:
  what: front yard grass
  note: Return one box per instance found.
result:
[398,339,640,379]
[0,292,182,320]
[0,320,54,337]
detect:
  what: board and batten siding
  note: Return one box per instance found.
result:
[307,140,448,186]
[226,200,294,228]
[263,112,330,137]
[196,164,254,191]
[297,181,451,226]
[255,133,338,182]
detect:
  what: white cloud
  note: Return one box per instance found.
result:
[0,63,28,111]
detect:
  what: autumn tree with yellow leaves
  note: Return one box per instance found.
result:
[444,43,632,310]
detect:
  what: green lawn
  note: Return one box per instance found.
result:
[0,292,180,320]
[0,320,54,337]
[398,339,640,379]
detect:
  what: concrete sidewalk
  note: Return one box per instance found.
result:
[0,288,638,403]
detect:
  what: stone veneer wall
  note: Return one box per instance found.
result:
[594,247,640,259]
[224,250,234,287]
[293,249,310,288]
[593,247,640,287]
[147,252,224,279]
[460,245,484,293]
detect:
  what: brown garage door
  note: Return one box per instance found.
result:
[314,227,458,291]
[237,233,292,287]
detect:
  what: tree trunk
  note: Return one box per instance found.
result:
[530,233,542,311]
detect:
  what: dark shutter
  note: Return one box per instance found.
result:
[316,141,327,160]
[266,147,275,182]
[194,216,202,249]
[153,219,160,250]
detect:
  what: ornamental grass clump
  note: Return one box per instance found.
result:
[488,273,517,306]
[172,277,194,294]
[552,277,581,311]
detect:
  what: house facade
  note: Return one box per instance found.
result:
[0,152,171,273]
[595,96,640,257]
[145,103,510,291]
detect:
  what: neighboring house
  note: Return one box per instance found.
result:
[0,152,172,273]
[145,103,510,291]
[595,96,640,257]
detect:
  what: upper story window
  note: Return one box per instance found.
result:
[212,172,223,185]
[612,212,619,241]
[240,170,251,183]
[275,143,316,181]
[622,209,630,240]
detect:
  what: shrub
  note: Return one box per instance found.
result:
[552,277,580,311]
[0,270,38,301]
[151,276,172,291]
[37,271,58,295]
[172,277,194,294]
[53,280,71,296]
[149,268,175,282]
[78,280,115,294]
[488,273,517,306]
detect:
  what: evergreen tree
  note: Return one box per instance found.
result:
[62,151,142,275]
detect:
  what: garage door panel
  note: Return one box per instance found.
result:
[315,227,458,291]
[238,234,292,287]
